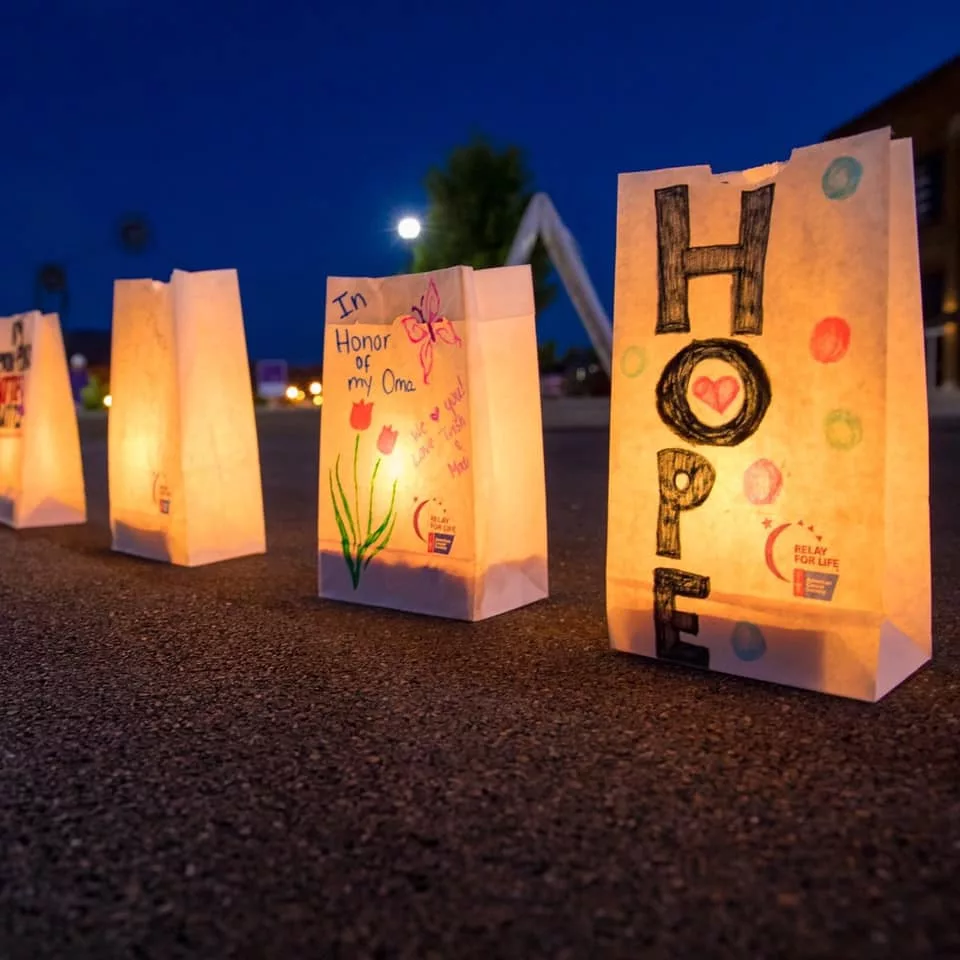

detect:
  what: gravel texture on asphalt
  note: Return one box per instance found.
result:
[1,412,958,959]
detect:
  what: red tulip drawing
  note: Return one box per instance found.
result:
[350,399,374,431]
[329,405,399,589]
[377,425,398,456]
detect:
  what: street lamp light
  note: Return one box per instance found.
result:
[397,216,421,241]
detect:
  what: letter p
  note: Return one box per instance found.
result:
[656,448,716,559]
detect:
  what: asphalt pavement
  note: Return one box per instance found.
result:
[1,411,959,959]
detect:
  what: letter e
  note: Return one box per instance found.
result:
[653,567,711,668]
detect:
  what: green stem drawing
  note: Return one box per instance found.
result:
[329,436,399,589]
[352,434,361,552]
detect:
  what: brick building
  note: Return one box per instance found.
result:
[825,54,960,383]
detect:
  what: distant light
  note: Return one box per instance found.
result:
[312,395,323,407]
[296,389,306,402]
[103,394,112,408]
[397,216,421,241]
[309,381,322,396]
[70,353,87,371]
[285,385,299,401]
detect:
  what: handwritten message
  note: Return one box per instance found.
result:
[333,327,416,398]
[331,289,367,319]
[410,418,434,468]
[329,280,471,482]
[442,376,469,477]
[404,375,470,480]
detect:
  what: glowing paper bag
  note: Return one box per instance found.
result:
[318,265,548,620]
[109,269,266,566]
[0,311,86,528]
[608,128,930,701]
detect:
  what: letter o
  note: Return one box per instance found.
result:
[655,338,771,447]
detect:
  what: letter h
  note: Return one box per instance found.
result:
[654,183,774,337]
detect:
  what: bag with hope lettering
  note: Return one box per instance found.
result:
[318,265,548,620]
[0,310,86,529]
[607,127,931,701]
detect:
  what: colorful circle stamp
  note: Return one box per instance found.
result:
[730,621,767,662]
[810,316,851,364]
[822,156,863,200]
[824,408,863,450]
[743,458,783,505]
[620,345,646,379]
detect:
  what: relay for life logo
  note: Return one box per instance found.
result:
[412,496,456,555]
[762,516,840,602]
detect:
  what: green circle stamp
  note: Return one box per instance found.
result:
[620,345,646,379]
[822,156,863,201]
[824,408,863,450]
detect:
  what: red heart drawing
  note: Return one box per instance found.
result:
[429,407,440,421]
[693,376,740,414]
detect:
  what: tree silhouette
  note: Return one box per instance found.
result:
[538,339,559,372]
[35,263,69,324]
[117,213,151,253]
[410,137,556,316]
[32,212,152,331]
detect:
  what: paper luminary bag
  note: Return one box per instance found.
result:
[0,311,86,528]
[108,269,266,566]
[608,127,931,702]
[317,265,548,620]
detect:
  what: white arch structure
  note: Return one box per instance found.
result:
[505,193,613,375]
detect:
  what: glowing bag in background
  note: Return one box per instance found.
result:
[0,310,86,529]
[109,269,266,566]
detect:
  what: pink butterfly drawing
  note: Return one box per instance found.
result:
[398,278,462,385]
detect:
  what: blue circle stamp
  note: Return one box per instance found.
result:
[730,621,767,662]
[822,156,863,200]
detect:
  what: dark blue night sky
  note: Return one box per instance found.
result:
[1,1,957,363]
